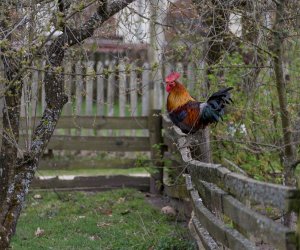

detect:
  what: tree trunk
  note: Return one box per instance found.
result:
[0,1,136,248]
[272,0,297,187]
[0,58,22,209]
[272,0,297,227]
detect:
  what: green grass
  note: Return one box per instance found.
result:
[12,189,196,250]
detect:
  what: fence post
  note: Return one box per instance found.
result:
[148,109,163,194]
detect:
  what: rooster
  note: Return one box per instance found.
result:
[165,72,233,134]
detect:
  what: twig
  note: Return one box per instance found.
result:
[224,158,248,176]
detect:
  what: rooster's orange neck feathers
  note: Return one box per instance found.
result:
[167,82,195,112]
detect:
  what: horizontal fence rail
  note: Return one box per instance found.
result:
[15,116,149,130]
[163,115,300,250]
[0,59,199,150]
[32,175,149,192]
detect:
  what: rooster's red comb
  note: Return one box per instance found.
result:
[165,72,180,83]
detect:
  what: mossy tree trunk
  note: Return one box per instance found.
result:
[271,0,299,227]
[0,1,136,248]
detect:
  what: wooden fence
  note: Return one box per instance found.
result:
[0,59,200,145]
[163,115,300,250]
[0,58,198,192]
[28,109,162,192]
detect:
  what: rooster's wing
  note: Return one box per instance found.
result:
[168,101,204,134]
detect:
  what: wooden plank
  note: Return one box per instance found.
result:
[20,135,151,151]
[20,74,28,117]
[31,61,39,119]
[192,216,220,250]
[86,61,94,116]
[152,63,163,109]
[119,61,126,117]
[75,61,83,137]
[63,59,72,136]
[189,189,256,250]
[107,61,115,117]
[39,158,149,170]
[119,61,126,136]
[130,62,138,116]
[21,74,30,147]
[64,59,73,117]
[41,60,46,113]
[107,61,115,136]
[163,116,300,212]
[17,116,148,130]
[149,109,163,193]
[130,63,138,135]
[188,158,299,211]
[32,175,149,192]
[31,186,146,192]
[75,61,83,116]
[193,178,297,250]
[96,61,104,116]
[164,63,172,105]
[142,62,150,116]
[85,61,94,136]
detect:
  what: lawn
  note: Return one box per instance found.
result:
[12,189,196,250]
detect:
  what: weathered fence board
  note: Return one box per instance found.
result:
[163,115,300,250]
[119,61,126,118]
[130,63,138,116]
[163,115,300,212]
[39,158,149,170]
[75,61,83,116]
[191,216,220,250]
[107,61,116,117]
[86,61,94,116]
[142,62,150,116]
[96,61,105,116]
[64,59,72,118]
[31,135,150,152]
[190,189,256,250]
[10,116,148,130]
[193,178,297,249]
[32,175,149,192]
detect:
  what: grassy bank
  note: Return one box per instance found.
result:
[12,189,196,250]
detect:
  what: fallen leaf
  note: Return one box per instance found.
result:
[97,207,112,216]
[89,235,100,241]
[33,194,42,199]
[117,197,125,204]
[35,227,45,237]
[97,222,112,228]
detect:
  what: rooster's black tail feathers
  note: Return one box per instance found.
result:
[201,87,233,125]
